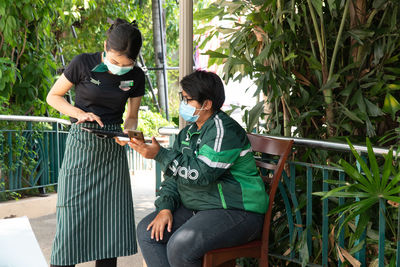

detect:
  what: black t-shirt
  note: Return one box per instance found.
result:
[63,52,145,124]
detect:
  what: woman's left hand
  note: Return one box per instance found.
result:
[114,137,129,146]
[128,137,160,159]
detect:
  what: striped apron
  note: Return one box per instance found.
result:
[50,123,137,265]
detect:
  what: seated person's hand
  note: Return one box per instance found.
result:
[147,209,173,241]
[128,137,160,159]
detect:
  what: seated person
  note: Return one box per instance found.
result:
[128,70,268,267]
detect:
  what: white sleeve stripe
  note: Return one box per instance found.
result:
[217,116,224,152]
[198,155,232,169]
[214,117,221,151]
[240,148,252,157]
[213,115,224,152]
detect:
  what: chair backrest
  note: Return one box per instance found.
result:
[246,133,293,266]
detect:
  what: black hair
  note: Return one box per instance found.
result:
[180,70,225,111]
[106,18,142,61]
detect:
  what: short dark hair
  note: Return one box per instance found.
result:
[106,18,142,61]
[180,70,225,111]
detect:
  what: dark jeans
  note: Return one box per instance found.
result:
[50,257,116,267]
[137,206,264,267]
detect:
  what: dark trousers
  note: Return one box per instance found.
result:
[137,206,264,267]
[50,257,117,267]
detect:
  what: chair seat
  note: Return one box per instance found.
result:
[203,240,262,266]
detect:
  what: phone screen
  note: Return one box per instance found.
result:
[128,130,144,141]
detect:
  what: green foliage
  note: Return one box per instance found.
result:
[137,109,176,137]
[0,182,21,202]
[0,0,183,117]
[197,0,400,141]
[315,138,400,235]
[313,138,400,263]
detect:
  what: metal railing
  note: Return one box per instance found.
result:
[0,116,70,193]
[157,127,398,267]
[0,115,150,194]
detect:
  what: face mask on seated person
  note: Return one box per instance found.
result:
[104,52,134,75]
[179,101,205,123]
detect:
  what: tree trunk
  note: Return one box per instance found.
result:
[349,0,366,63]
[152,0,166,113]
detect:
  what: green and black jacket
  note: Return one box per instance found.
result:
[154,110,268,214]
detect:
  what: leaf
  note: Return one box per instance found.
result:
[245,101,264,133]
[310,0,323,17]
[387,84,400,91]
[345,139,375,187]
[365,99,384,117]
[283,52,297,61]
[381,147,393,191]
[383,93,400,118]
[337,198,376,237]
[366,138,380,189]
[203,50,229,58]
[339,247,361,267]
[339,104,364,124]
[385,172,400,193]
[321,75,340,91]
[354,90,366,114]
[373,0,387,9]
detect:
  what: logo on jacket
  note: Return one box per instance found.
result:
[169,160,199,180]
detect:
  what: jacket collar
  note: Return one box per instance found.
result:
[187,110,221,135]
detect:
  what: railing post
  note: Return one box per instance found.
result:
[355,158,366,265]
[306,167,313,257]
[322,169,329,267]
[8,132,13,190]
[378,198,385,266]
[0,135,4,192]
[338,171,345,267]
[397,204,400,266]
[53,122,60,182]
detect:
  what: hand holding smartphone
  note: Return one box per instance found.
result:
[127,130,145,142]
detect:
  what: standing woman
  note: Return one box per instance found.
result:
[46,18,144,267]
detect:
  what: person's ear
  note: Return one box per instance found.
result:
[103,41,107,51]
[204,99,213,111]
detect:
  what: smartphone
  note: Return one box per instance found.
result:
[128,130,145,142]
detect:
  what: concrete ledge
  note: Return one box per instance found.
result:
[0,193,57,219]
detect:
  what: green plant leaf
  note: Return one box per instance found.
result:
[336,198,376,238]
[310,0,323,17]
[381,147,393,191]
[385,171,400,193]
[245,101,264,133]
[203,50,229,58]
[339,103,364,124]
[366,138,380,189]
[345,139,375,187]
[365,98,384,117]
[383,93,400,118]
[339,159,372,189]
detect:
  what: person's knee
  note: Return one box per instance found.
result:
[137,214,154,243]
[167,230,200,266]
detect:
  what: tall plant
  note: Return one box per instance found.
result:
[196,0,400,141]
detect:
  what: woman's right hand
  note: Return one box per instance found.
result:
[147,209,173,241]
[76,111,104,127]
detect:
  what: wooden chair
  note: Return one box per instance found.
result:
[202,134,294,267]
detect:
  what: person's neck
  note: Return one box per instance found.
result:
[196,110,215,130]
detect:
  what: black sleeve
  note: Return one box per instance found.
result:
[63,54,85,84]
[129,68,145,98]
